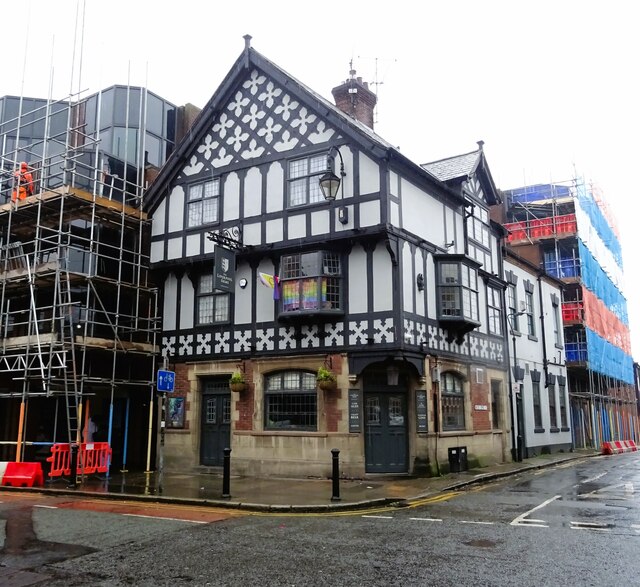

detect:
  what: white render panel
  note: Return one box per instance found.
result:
[390,200,399,227]
[162,273,178,331]
[389,170,399,197]
[288,214,306,239]
[167,185,185,233]
[373,243,393,312]
[179,273,195,330]
[426,252,437,320]
[402,242,413,313]
[400,178,444,242]
[415,249,425,317]
[167,237,182,260]
[244,166,262,218]
[341,147,354,199]
[359,152,380,195]
[152,199,166,236]
[266,218,283,243]
[257,259,277,322]
[311,209,330,235]
[266,161,284,213]
[244,222,262,246]
[234,263,253,325]
[334,205,354,232]
[150,240,164,263]
[348,245,368,314]
[204,234,215,254]
[186,234,200,258]
[223,172,241,222]
[360,200,381,227]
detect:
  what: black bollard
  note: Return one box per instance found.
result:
[69,443,78,489]
[222,447,232,498]
[331,448,341,502]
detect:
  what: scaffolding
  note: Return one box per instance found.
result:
[0,88,159,475]
[502,178,638,450]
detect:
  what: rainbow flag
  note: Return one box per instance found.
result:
[259,272,280,300]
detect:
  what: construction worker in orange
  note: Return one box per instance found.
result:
[11,161,34,202]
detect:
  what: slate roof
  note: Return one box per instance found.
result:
[421,151,480,182]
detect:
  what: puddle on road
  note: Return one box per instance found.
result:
[0,504,95,576]
[462,539,499,548]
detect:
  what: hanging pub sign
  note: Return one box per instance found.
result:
[213,246,236,292]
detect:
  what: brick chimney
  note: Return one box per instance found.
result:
[331,70,377,129]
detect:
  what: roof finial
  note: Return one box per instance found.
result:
[477,140,484,151]
[243,34,252,50]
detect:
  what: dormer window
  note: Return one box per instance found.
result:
[435,254,481,342]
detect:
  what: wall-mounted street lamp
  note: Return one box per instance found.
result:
[319,146,349,224]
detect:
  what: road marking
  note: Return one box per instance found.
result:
[581,472,607,484]
[409,517,442,522]
[460,520,494,525]
[510,495,560,527]
[34,504,58,509]
[122,513,208,524]
[362,515,393,519]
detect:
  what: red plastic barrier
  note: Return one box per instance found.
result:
[1,462,44,487]
[46,442,112,477]
[602,440,638,455]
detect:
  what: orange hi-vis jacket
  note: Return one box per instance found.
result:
[11,162,34,202]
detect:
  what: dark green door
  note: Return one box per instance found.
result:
[364,393,408,473]
[200,380,231,467]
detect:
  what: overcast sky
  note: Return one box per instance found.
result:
[5,0,639,357]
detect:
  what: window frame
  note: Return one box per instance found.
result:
[287,152,327,208]
[441,372,466,431]
[507,283,519,332]
[279,250,343,316]
[187,178,220,228]
[487,285,503,336]
[435,256,481,325]
[559,383,568,428]
[548,383,558,430]
[264,370,318,431]
[490,380,501,429]
[525,290,536,337]
[532,380,543,429]
[468,204,493,271]
[196,272,230,325]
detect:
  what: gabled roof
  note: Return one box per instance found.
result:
[422,145,501,206]
[143,43,464,213]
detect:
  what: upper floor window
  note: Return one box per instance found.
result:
[188,179,220,227]
[507,283,519,332]
[441,372,465,431]
[436,257,480,324]
[264,370,317,431]
[551,295,562,346]
[280,251,342,314]
[487,286,503,336]
[197,273,229,324]
[288,153,326,207]
[525,290,535,336]
[468,205,492,271]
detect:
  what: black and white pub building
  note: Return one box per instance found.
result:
[144,38,510,478]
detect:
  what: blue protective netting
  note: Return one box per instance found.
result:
[578,240,628,325]
[506,183,571,205]
[576,181,623,266]
[585,327,634,384]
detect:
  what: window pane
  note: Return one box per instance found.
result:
[282,280,300,311]
[200,274,213,294]
[198,296,213,323]
[202,198,218,223]
[388,397,404,426]
[366,397,381,425]
[442,264,458,284]
[289,158,307,179]
[214,294,229,322]
[441,286,461,316]
[189,184,203,201]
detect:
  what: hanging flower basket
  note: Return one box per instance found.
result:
[318,379,337,392]
[229,371,246,393]
[317,366,337,391]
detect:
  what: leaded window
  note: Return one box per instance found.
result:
[442,372,465,431]
[188,179,219,227]
[288,153,326,207]
[281,251,342,314]
[264,371,317,430]
[197,274,230,324]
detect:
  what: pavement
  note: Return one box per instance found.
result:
[7,449,600,512]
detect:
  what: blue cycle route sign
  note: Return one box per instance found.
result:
[157,370,175,393]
